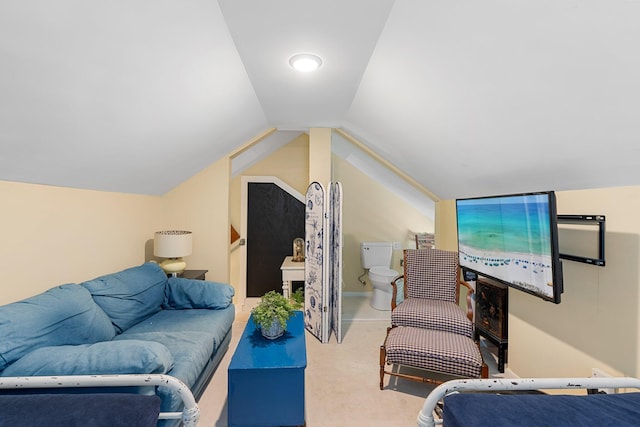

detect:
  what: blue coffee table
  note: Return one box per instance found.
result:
[228,311,306,427]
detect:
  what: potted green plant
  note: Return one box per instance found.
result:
[291,287,304,308]
[252,290,302,340]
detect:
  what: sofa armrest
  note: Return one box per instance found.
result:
[1,340,173,377]
[164,278,235,309]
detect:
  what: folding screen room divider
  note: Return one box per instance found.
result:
[304,181,343,344]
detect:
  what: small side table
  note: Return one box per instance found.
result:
[280,256,304,298]
[167,270,208,280]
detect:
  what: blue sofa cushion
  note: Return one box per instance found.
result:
[82,263,167,334]
[164,278,235,309]
[0,284,115,371]
[115,332,212,389]
[114,331,213,412]
[1,340,174,376]
[123,307,235,353]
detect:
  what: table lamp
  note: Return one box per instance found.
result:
[154,230,193,276]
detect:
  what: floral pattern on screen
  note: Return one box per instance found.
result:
[305,182,328,343]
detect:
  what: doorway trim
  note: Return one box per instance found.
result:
[239,176,305,312]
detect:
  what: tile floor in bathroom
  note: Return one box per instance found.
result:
[341,293,391,321]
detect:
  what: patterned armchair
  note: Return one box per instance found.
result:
[380,249,487,389]
[390,249,474,337]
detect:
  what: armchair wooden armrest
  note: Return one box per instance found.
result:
[390,275,405,310]
[458,277,474,321]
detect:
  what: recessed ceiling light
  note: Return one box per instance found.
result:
[289,53,322,72]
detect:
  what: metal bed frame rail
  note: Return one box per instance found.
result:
[0,373,199,426]
[417,376,640,427]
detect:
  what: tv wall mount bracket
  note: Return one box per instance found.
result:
[557,215,605,267]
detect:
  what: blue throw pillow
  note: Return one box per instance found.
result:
[163,278,235,309]
[82,263,167,334]
[1,340,174,377]
[0,284,116,371]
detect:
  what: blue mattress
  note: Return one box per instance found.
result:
[443,392,640,427]
[0,393,160,427]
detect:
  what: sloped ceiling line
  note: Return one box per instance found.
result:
[334,128,440,202]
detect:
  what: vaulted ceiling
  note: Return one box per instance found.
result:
[1,1,639,200]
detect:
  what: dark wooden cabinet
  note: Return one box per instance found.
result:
[167,270,208,280]
[475,276,508,373]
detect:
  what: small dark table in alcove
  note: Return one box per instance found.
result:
[166,270,208,281]
[475,277,508,373]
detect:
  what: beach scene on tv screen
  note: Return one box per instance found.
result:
[457,194,555,299]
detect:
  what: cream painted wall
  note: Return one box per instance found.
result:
[0,180,162,305]
[309,128,332,186]
[162,156,231,285]
[436,186,640,378]
[434,200,457,251]
[332,155,434,292]
[1,156,233,306]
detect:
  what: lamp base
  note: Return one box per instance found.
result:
[160,258,187,275]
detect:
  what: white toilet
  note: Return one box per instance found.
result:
[360,242,399,311]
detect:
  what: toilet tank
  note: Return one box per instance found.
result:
[360,242,393,269]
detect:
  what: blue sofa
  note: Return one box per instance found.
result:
[0,262,235,423]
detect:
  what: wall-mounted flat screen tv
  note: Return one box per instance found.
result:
[456,191,563,304]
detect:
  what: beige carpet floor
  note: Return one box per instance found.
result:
[196,295,501,426]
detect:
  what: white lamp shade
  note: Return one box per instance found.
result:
[154,230,193,258]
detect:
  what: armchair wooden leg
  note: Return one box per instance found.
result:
[481,362,489,379]
[379,343,386,390]
[474,339,490,379]
[379,327,392,390]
